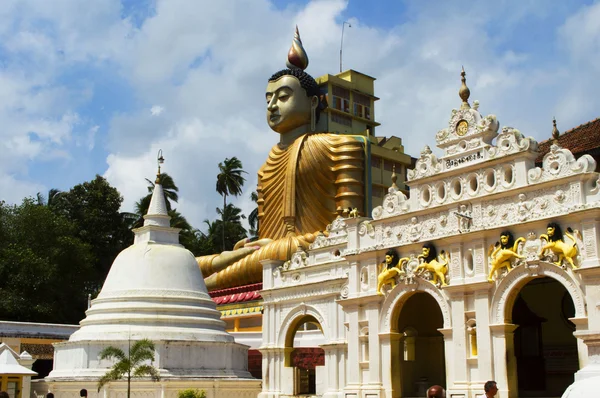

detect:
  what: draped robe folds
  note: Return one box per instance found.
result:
[202,133,365,290]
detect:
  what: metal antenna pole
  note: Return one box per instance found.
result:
[340,21,351,73]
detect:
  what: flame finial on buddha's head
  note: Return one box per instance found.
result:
[286,25,309,70]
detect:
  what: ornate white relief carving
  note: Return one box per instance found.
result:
[487,126,538,158]
[407,146,442,181]
[408,217,422,242]
[373,186,410,220]
[309,225,348,249]
[528,143,597,184]
[286,248,308,270]
[358,220,375,237]
[480,184,574,229]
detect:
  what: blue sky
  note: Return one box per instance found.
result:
[1,0,599,231]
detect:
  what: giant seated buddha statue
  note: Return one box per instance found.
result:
[197,28,366,290]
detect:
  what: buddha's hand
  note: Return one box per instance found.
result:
[197,237,273,277]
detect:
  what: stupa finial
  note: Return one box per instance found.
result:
[391,164,399,190]
[286,25,309,70]
[156,149,165,184]
[144,149,170,227]
[459,66,471,110]
[552,117,560,143]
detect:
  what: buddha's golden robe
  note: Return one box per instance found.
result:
[201,133,365,290]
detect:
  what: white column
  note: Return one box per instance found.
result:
[475,290,494,380]
[490,323,518,398]
[380,332,401,398]
[346,304,360,386]
[366,300,383,386]
[447,294,469,395]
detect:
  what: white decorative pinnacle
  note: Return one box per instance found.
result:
[144,182,171,227]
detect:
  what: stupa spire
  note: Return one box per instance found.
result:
[459,66,471,110]
[144,149,170,228]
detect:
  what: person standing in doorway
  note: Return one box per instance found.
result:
[478,381,498,398]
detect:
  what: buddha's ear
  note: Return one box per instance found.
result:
[310,95,319,110]
[310,95,318,132]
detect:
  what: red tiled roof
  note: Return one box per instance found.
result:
[209,282,262,305]
[536,117,600,164]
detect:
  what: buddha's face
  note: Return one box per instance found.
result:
[547,226,555,237]
[422,246,430,257]
[266,75,316,134]
[500,235,509,245]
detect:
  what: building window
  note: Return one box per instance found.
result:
[371,156,381,168]
[332,113,352,127]
[354,93,371,120]
[354,103,363,118]
[332,85,350,114]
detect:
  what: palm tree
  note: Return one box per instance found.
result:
[215,204,248,250]
[248,191,259,238]
[97,338,160,398]
[216,157,247,251]
[35,188,63,207]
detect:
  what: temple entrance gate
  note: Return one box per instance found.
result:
[283,314,326,396]
[394,292,446,398]
[509,277,579,397]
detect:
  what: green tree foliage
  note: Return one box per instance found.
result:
[52,175,132,290]
[97,339,160,398]
[216,157,247,250]
[177,389,206,398]
[0,199,95,323]
[212,204,248,251]
[248,191,259,238]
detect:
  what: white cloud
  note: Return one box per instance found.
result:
[150,105,164,116]
[2,0,600,236]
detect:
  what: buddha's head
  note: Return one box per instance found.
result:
[266,27,324,136]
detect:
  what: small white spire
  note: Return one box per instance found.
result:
[143,183,171,227]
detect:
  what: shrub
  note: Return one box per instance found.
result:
[177,389,206,398]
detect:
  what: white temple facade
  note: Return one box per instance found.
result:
[259,74,600,398]
[46,174,260,398]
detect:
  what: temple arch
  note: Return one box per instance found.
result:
[278,303,328,347]
[380,279,452,333]
[490,261,586,325]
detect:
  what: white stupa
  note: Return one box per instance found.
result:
[46,160,259,397]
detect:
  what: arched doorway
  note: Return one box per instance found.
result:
[511,277,579,397]
[284,315,326,396]
[397,292,446,398]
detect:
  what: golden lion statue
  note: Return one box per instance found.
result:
[414,243,449,287]
[377,249,408,295]
[539,222,580,269]
[487,231,525,282]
